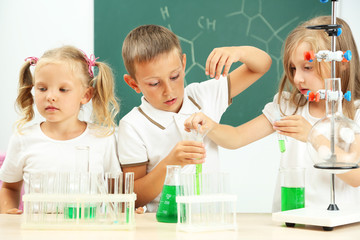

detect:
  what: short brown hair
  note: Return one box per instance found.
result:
[122,25,182,79]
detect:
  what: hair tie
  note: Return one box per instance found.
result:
[24,57,39,66]
[80,49,99,78]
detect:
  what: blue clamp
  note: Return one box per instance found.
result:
[337,28,342,36]
[320,0,328,2]
[344,50,352,61]
[344,91,351,101]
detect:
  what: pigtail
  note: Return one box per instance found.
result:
[16,61,35,132]
[90,62,119,136]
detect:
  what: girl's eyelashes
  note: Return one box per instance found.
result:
[59,88,69,92]
[38,87,47,91]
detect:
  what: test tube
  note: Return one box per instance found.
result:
[191,124,205,195]
[27,172,43,223]
[124,172,134,223]
[105,172,123,221]
[275,105,286,153]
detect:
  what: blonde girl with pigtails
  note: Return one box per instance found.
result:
[0,45,121,214]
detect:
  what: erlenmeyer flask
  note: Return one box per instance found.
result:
[156,165,181,223]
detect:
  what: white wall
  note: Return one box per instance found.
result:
[0,0,359,213]
[0,0,93,151]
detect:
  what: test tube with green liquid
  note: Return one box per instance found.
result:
[125,172,134,223]
[193,124,205,195]
[275,105,286,153]
[278,134,286,153]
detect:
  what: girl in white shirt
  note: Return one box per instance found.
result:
[184,16,360,211]
[0,46,120,214]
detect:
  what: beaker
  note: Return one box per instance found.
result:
[156,165,181,223]
[280,168,305,211]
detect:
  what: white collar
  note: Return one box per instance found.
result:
[138,91,201,130]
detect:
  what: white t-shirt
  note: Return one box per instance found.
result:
[118,76,231,212]
[0,122,121,194]
[263,92,360,212]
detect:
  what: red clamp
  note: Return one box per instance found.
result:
[304,51,315,62]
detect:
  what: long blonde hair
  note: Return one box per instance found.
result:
[16,45,119,136]
[278,16,360,119]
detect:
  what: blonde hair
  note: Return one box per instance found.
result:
[278,16,360,119]
[16,45,119,136]
[122,24,182,79]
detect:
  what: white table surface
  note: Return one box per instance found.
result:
[2,212,360,240]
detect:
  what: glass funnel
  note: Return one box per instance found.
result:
[307,78,360,173]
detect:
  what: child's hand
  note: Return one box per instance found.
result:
[165,141,206,166]
[273,115,312,142]
[184,112,215,135]
[205,47,244,80]
[135,206,145,214]
[6,208,23,214]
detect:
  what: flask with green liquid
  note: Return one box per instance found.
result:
[156,165,181,223]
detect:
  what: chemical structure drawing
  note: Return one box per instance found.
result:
[159,0,300,82]
[160,5,207,85]
[226,0,298,79]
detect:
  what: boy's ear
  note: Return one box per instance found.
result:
[124,74,141,93]
[182,53,187,70]
[80,87,94,105]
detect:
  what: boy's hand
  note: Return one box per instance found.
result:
[205,47,244,80]
[273,115,312,142]
[184,112,215,135]
[166,141,206,166]
[6,208,22,214]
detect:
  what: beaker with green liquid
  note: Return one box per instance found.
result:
[280,168,305,211]
[156,165,181,223]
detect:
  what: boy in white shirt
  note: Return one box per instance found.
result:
[118,24,272,212]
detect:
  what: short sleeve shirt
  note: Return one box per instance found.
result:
[0,122,121,194]
[263,92,360,211]
[118,75,231,212]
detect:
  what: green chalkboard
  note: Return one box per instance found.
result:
[94,0,330,126]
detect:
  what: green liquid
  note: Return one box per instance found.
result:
[196,164,202,195]
[126,207,130,223]
[278,139,286,153]
[64,205,96,219]
[281,187,305,211]
[156,185,180,223]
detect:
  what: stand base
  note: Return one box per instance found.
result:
[272,207,360,231]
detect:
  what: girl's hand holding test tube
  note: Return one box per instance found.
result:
[184,112,215,135]
[273,115,312,143]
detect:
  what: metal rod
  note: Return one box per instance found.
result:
[328,1,339,211]
[330,0,336,159]
[330,174,336,204]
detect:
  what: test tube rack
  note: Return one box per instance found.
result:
[22,171,136,230]
[176,172,237,232]
[22,193,136,230]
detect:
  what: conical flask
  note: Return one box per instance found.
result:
[156,165,181,223]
